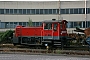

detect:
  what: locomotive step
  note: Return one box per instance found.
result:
[54,42,61,43]
[55,46,62,47]
[21,44,42,45]
[42,41,51,43]
[54,44,61,45]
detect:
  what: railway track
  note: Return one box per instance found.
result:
[0,48,90,55]
[0,44,89,50]
[0,44,90,55]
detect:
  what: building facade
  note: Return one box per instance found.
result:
[0,1,90,33]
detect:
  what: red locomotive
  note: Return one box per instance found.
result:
[13,19,68,48]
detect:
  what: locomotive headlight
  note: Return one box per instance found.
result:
[45,44,48,46]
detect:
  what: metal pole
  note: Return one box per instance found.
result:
[58,0,60,20]
[85,0,87,29]
[58,0,60,40]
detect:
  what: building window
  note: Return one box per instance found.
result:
[67,22,73,28]
[70,9,73,14]
[14,9,18,14]
[86,8,88,14]
[74,22,82,28]
[1,22,5,28]
[14,22,18,28]
[57,9,59,14]
[0,22,1,28]
[27,9,30,14]
[53,9,57,14]
[0,9,4,14]
[23,9,26,14]
[79,8,83,14]
[44,9,48,14]
[39,22,42,26]
[32,22,35,26]
[74,9,78,14]
[82,21,88,28]
[40,9,43,14]
[10,22,14,28]
[60,9,65,14]
[18,9,22,14]
[83,21,85,28]
[31,9,35,14]
[10,9,13,14]
[1,8,90,15]
[82,8,85,14]
[88,8,90,14]
[5,9,9,14]
[5,22,10,28]
[49,9,52,14]
[66,9,69,14]
[87,21,90,27]
[36,9,39,14]
[86,21,88,28]
[22,22,26,26]
[19,22,22,25]
[36,22,39,26]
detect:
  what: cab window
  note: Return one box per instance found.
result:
[54,24,57,31]
[44,23,52,30]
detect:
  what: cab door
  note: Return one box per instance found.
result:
[43,23,53,40]
[53,23,59,40]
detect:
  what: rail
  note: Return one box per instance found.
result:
[0,44,90,55]
[0,48,90,55]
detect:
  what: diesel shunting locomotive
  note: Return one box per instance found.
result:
[13,19,69,48]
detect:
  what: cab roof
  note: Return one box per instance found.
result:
[42,19,67,23]
[43,20,62,23]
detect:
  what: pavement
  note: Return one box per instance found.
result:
[0,54,90,60]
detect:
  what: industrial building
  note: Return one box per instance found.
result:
[0,1,90,33]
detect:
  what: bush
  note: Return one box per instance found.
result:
[0,30,14,44]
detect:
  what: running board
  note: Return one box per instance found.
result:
[42,41,51,43]
[54,42,61,43]
[21,43,42,45]
[54,44,61,45]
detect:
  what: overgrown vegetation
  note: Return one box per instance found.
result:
[0,30,14,44]
[68,33,86,46]
[28,18,33,27]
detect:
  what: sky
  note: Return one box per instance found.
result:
[0,0,89,1]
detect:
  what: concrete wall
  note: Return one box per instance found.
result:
[60,1,85,8]
[0,1,89,22]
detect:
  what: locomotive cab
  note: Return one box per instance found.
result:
[42,19,67,40]
[42,19,68,48]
